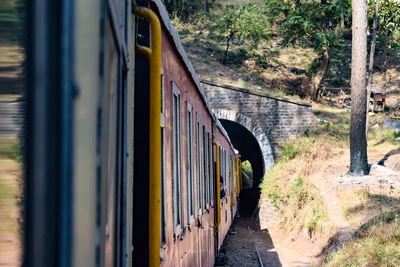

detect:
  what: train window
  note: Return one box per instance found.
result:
[100,21,119,267]
[223,150,226,199]
[234,158,237,192]
[172,82,183,237]
[219,147,223,202]
[207,133,213,206]
[203,126,208,209]
[186,103,194,224]
[229,155,232,194]
[227,155,230,195]
[196,115,202,215]
[161,72,167,245]
[228,156,231,193]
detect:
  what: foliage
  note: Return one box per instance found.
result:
[280,143,299,161]
[217,4,270,64]
[163,0,216,21]
[264,0,350,53]
[241,160,253,180]
[264,0,350,98]
[370,0,400,50]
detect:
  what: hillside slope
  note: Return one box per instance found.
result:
[171,1,400,106]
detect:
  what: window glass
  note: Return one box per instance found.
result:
[208,134,213,205]
[161,73,167,245]
[196,116,202,214]
[101,21,119,267]
[172,83,182,235]
[186,103,194,223]
[203,126,208,208]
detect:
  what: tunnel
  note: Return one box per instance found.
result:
[220,119,265,216]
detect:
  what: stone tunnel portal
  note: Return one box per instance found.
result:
[220,119,266,216]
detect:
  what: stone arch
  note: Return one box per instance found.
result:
[213,109,274,175]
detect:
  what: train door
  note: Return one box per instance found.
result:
[99,1,132,266]
[132,0,151,265]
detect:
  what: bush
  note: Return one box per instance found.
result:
[280,143,299,161]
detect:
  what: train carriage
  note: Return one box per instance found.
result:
[150,1,241,266]
[24,0,242,266]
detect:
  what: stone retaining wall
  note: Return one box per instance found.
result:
[201,80,316,158]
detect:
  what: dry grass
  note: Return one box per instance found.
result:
[261,103,400,262]
[341,189,400,222]
[325,210,400,267]
[260,104,352,244]
[260,134,339,244]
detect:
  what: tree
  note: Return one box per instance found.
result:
[373,0,400,79]
[217,5,269,65]
[366,0,380,133]
[163,0,216,21]
[264,0,351,99]
[349,0,369,175]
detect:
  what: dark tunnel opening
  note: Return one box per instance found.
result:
[220,119,265,216]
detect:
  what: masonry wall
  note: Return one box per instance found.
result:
[201,81,316,158]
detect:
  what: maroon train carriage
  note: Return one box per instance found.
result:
[152,1,241,266]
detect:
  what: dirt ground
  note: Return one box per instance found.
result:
[221,128,400,267]
[222,216,320,267]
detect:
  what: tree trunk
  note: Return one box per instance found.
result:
[366,0,380,134]
[222,33,234,65]
[312,48,329,99]
[350,0,368,175]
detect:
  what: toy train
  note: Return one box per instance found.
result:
[24,0,242,266]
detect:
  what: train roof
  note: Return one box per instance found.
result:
[150,0,234,149]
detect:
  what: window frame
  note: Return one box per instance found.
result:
[196,115,202,216]
[161,71,167,246]
[186,102,195,225]
[203,126,209,210]
[172,82,183,238]
[208,134,213,206]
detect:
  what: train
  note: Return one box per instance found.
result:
[24,0,242,266]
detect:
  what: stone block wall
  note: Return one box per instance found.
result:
[201,80,316,158]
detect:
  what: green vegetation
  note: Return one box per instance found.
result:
[0,139,22,162]
[343,189,400,220]
[369,0,400,52]
[241,160,253,180]
[260,105,400,264]
[368,128,400,146]
[325,210,400,266]
[259,121,340,238]
[217,4,269,64]
[167,0,400,100]
[265,0,349,97]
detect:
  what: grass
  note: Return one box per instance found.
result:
[368,129,400,146]
[343,189,400,220]
[259,129,337,239]
[259,103,398,245]
[325,210,400,266]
